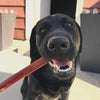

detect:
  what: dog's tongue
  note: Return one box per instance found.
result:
[52,60,71,67]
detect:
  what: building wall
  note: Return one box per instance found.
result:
[26,0,34,39]
[75,0,84,25]
[24,0,100,39]
[83,0,100,13]
[25,0,84,39]
[26,0,51,39]
[40,0,50,19]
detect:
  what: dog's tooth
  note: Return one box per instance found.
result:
[67,67,71,71]
[59,69,63,72]
[55,64,59,69]
[62,69,65,72]
[68,61,72,68]
[59,69,66,72]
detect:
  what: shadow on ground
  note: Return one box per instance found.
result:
[23,50,30,57]
[76,67,100,88]
[0,72,22,100]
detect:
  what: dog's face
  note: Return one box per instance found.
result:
[30,14,81,80]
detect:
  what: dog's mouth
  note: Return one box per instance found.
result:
[49,59,75,78]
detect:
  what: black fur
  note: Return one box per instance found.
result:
[21,14,82,100]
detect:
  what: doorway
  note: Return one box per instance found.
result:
[51,0,77,19]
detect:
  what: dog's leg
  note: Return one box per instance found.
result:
[21,77,28,100]
[26,90,39,100]
[53,94,61,100]
[21,74,42,100]
[26,74,43,100]
[61,91,70,100]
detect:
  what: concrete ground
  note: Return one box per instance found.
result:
[0,40,100,100]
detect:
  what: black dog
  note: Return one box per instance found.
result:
[21,14,82,100]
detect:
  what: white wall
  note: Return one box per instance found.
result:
[33,0,41,25]
[75,0,84,25]
[33,0,51,23]
[25,0,34,39]
[25,0,51,39]
[40,0,51,19]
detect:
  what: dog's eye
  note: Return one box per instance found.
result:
[64,22,74,29]
[62,18,73,28]
[39,23,50,33]
[68,22,73,27]
[66,22,74,28]
[40,27,45,33]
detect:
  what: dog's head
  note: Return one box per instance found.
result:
[30,14,82,80]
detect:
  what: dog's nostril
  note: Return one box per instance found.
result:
[61,43,68,48]
[47,41,56,51]
[49,43,55,50]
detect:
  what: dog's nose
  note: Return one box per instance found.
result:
[47,36,70,52]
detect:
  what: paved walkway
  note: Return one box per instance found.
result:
[0,40,100,100]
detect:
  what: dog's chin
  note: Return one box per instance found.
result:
[49,59,75,80]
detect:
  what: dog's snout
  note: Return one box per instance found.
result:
[47,37,70,52]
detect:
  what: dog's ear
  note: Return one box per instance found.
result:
[75,22,82,67]
[30,25,40,63]
[75,22,82,54]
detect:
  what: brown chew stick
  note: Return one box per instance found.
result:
[0,57,50,92]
